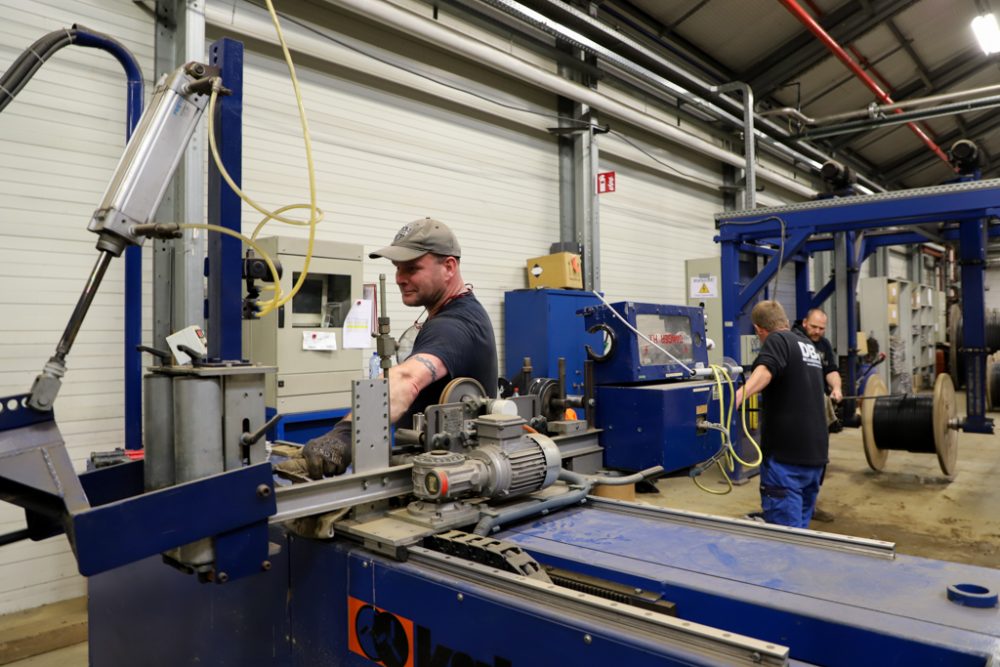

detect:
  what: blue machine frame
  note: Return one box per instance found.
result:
[715,180,1000,434]
[89,503,1000,666]
[0,38,278,583]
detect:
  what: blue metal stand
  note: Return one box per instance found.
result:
[73,29,145,449]
[717,180,1000,433]
[207,38,245,361]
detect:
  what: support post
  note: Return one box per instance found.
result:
[206,38,245,361]
[153,0,208,356]
[958,217,993,433]
[795,259,811,321]
[720,240,742,363]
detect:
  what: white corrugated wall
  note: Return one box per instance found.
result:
[598,148,722,303]
[0,0,154,613]
[0,0,799,615]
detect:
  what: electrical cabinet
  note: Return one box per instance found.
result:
[244,236,364,415]
[685,257,723,365]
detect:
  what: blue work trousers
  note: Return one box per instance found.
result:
[759,457,825,529]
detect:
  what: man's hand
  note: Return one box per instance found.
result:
[830,387,843,402]
[303,420,353,479]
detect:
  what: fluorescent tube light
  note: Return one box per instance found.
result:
[972,14,1000,55]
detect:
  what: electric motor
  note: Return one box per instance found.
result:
[411,414,561,502]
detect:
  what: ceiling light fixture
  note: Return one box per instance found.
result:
[972,13,1000,54]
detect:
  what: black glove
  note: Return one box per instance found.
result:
[303,419,353,480]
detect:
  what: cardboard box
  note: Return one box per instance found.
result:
[887,304,899,326]
[856,332,868,356]
[592,483,636,502]
[887,282,899,304]
[526,252,583,289]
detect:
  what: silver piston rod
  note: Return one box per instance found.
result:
[26,62,214,412]
[28,251,115,410]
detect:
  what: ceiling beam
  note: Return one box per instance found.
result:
[891,46,995,101]
[599,0,735,83]
[743,0,919,98]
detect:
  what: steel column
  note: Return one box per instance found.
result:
[206,38,245,360]
[794,258,810,320]
[154,0,208,356]
[959,217,993,433]
[720,239,741,363]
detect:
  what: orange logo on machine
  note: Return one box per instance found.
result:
[348,596,415,667]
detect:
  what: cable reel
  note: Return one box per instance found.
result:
[861,374,959,478]
[987,353,1000,412]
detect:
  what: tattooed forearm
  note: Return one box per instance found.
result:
[412,354,438,382]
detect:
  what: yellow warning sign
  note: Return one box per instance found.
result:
[689,275,718,299]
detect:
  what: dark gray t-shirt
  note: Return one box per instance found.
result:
[752,329,829,466]
[399,293,498,428]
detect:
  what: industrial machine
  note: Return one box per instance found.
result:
[243,236,365,441]
[581,300,736,474]
[1,31,999,667]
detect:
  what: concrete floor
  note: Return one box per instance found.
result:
[7,643,86,667]
[648,410,1000,567]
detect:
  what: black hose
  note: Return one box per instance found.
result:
[0,28,78,114]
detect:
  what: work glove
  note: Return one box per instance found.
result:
[303,419,353,480]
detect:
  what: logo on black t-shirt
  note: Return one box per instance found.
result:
[797,341,823,368]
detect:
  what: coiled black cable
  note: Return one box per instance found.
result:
[871,395,936,454]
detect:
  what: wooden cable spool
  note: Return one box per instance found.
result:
[949,305,1000,389]
[948,303,963,389]
[861,373,958,477]
[987,352,1000,412]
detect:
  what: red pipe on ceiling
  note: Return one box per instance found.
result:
[778,0,954,169]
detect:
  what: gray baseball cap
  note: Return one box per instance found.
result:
[369,217,462,262]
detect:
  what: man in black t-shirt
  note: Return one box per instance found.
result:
[299,218,498,478]
[792,308,842,402]
[736,300,829,528]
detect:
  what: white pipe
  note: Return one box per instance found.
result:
[207,0,816,199]
[320,0,817,199]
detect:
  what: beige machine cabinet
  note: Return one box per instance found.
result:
[244,237,364,414]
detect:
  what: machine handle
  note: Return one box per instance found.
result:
[136,344,171,362]
[585,323,615,362]
[241,413,283,446]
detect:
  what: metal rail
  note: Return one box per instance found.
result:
[586,497,897,560]
[406,545,791,666]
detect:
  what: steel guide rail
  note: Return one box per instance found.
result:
[584,497,897,559]
[404,545,791,666]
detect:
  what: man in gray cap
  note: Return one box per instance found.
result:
[300,217,498,479]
